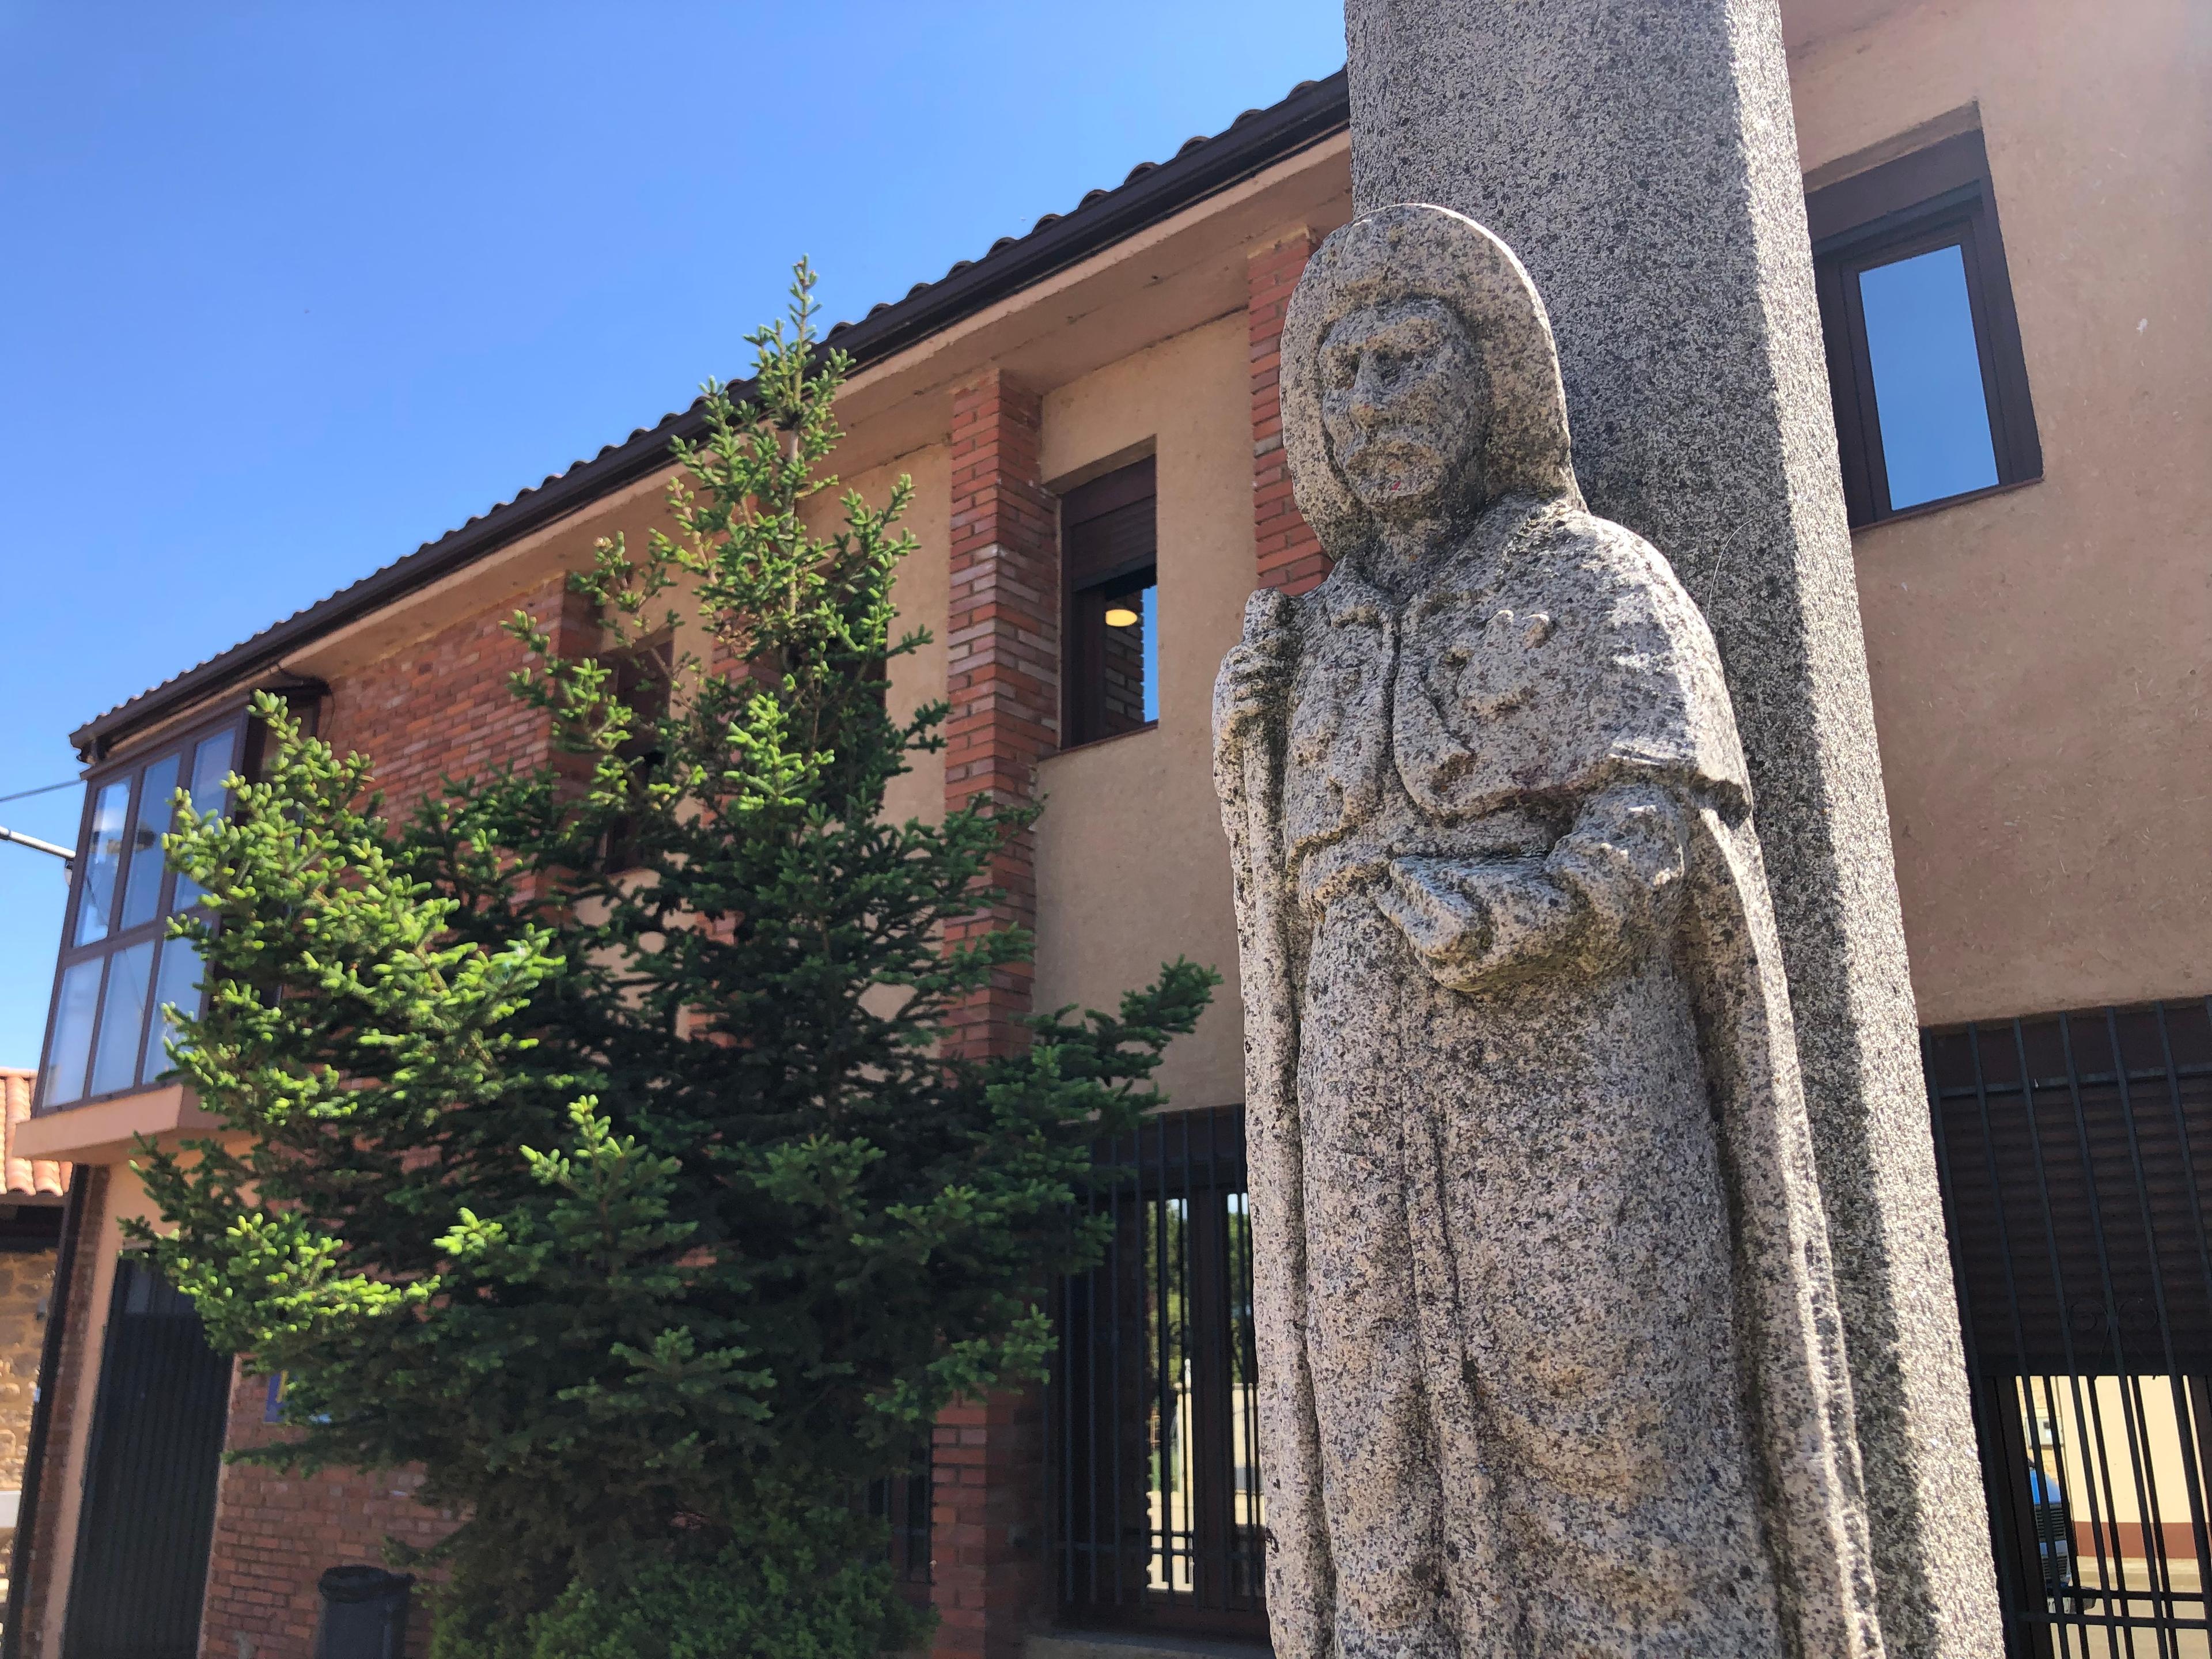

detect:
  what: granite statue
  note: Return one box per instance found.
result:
[1213,204,1887,1659]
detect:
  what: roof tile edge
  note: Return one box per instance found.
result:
[73,70,1351,758]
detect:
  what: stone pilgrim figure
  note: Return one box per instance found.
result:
[1213,204,1888,1659]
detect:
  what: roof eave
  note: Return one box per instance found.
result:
[71,70,1350,759]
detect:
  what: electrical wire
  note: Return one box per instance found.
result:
[0,779,76,806]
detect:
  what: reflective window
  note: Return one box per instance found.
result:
[171,730,237,915]
[42,959,104,1109]
[36,711,248,1111]
[1809,128,2041,527]
[1062,456,1160,747]
[74,779,131,946]
[89,941,155,1097]
[142,938,205,1085]
[119,753,181,933]
[1858,245,1999,510]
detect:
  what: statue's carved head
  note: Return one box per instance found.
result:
[1282,205,1582,550]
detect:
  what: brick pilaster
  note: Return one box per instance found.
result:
[934,370,1059,1659]
[930,1392,1051,1659]
[1249,229,1332,596]
[16,1165,106,1659]
[942,370,1058,1064]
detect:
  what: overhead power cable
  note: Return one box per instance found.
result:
[0,779,77,806]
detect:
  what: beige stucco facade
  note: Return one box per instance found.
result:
[1789,0,2212,1024]
[1031,312,1257,1115]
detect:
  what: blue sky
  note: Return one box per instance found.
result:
[0,1,1346,1068]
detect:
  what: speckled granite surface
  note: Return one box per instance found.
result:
[1216,205,1889,1658]
[1335,7,2003,1657]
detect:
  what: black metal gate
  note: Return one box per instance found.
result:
[62,1256,233,1659]
[1046,1106,1266,1639]
[1927,999,2212,1658]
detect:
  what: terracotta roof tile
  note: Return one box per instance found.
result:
[1,1071,69,1198]
[71,71,1351,757]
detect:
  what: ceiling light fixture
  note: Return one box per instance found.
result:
[1104,607,1140,628]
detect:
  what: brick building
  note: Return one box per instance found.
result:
[14,2,2211,1656]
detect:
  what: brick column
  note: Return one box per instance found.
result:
[16,1165,107,1659]
[942,369,1058,1063]
[1249,228,1331,596]
[934,369,1058,1659]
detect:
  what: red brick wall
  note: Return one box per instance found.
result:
[933,371,1058,1659]
[16,1166,105,1659]
[189,575,596,1657]
[199,1368,454,1659]
[941,371,1058,1065]
[323,575,597,820]
[1249,230,1332,596]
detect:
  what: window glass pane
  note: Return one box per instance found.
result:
[88,940,156,1097]
[74,778,133,946]
[1093,567,1156,739]
[141,937,204,1085]
[118,753,181,933]
[42,959,104,1109]
[187,730,234,813]
[172,729,236,915]
[1858,243,1999,510]
[1141,583,1160,725]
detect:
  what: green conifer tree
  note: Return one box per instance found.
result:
[129,266,1214,1655]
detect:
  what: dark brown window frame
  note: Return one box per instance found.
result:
[1060,454,1159,751]
[601,632,674,873]
[33,700,279,1114]
[1809,127,2042,529]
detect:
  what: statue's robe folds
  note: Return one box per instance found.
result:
[1217,494,1882,1659]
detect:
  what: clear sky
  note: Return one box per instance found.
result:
[0,1,1347,1068]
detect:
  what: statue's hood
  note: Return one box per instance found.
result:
[1280,204,1583,550]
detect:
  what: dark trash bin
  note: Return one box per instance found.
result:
[315,1565,415,1659]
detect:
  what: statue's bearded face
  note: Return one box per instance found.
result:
[1317,297,1486,517]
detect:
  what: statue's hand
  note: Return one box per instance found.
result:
[1214,588,1297,778]
[1374,858,1499,976]
[1380,788,1692,991]
[1376,855,1579,991]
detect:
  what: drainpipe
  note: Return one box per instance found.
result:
[3,1168,90,1659]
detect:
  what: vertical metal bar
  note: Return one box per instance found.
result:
[1105,1126,1123,1608]
[2006,1016,2106,1655]
[2102,1006,2188,1643]
[1174,1105,1193,1601]
[1930,1027,2033,1655]
[2028,1370,2082,1659]
[2150,1002,2212,1607]
[2052,1010,2143,1656]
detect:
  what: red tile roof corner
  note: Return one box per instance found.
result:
[1,1071,69,1198]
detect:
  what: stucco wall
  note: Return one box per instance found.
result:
[801,442,951,833]
[1789,0,2212,1024]
[1031,312,1253,1113]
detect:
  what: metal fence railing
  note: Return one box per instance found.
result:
[1045,1105,1267,1641]
[1926,999,2212,1659]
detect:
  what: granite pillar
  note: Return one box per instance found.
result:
[1340,3,2001,1655]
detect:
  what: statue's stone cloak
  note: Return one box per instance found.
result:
[1216,491,1883,1659]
